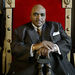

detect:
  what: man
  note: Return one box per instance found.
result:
[10,4,75,75]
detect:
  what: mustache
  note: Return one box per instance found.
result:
[36,20,42,22]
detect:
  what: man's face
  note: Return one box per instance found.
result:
[31,7,46,27]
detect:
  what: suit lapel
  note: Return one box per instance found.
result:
[42,22,54,41]
[27,24,40,43]
[27,22,55,43]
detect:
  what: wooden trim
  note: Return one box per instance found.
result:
[2,8,12,74]
[62,0,72,8]
[6,9,12,74]
[62,0,72,61]
[65,9,71,36]
[5,0,15,8]
[2,0,15,74]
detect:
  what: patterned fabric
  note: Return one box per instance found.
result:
[37,28,41,36]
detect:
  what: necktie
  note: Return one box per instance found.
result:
[37,28,41,36]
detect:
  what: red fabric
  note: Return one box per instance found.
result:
[13,0,65,30]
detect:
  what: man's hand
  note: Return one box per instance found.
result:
[32,42,43,51]
[32,40,58,54]
[37,47,48,56]
[42,40,54,50]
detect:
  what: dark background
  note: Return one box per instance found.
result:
[72,0,75,48]
[0,0,5,74]
[0,11,5,75]
[70,0,75,66]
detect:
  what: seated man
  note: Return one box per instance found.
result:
[9,4,75,75]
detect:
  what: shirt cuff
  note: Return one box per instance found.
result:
[30,44,34,57]
[54,44,61,55]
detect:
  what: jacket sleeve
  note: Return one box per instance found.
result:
[56,23,72,58]
[11,27,32,59]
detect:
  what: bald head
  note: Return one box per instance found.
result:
[31,4,46,12]
[30,4,46,27]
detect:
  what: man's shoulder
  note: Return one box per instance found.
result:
[45,21,63,31]
[45,21,61,28]
[14,22,31,31]
[46,21,60,25]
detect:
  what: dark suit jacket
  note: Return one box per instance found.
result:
[10,21,75,75]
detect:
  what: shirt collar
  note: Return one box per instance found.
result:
[32,23,43,31]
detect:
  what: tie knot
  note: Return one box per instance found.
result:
[37,28,41,35]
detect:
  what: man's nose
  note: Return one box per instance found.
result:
[37,14,41,19]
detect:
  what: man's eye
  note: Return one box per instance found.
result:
[33,13,38,16]
[41,13,45,16]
